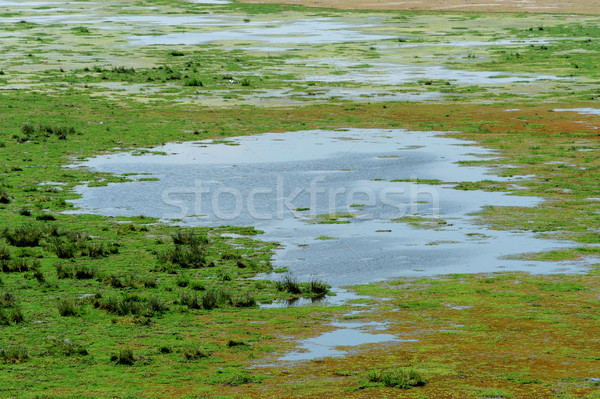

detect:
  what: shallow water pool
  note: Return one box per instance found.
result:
[68,129,585,285]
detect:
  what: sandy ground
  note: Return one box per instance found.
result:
[238,0,600,14]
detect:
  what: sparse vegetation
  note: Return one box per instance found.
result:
[171,230,208,246]
[111,66,135,74]
[0,293,25,325]
[48,237,76,259]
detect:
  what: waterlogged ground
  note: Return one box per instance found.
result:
[2,1,600,107]
[70,128,588,283]
[1,0,600,398]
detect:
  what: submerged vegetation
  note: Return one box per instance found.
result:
[0,0,599,397]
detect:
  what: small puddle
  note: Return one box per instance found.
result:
[554,108,600,116]
[278,321,407,362]
[299,59,568,85]
[128,18,396,46]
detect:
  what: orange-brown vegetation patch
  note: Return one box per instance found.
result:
[220,273,600,398]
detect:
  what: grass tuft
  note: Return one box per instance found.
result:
[2,225,43,247]
[55,263,97,279]
[35,213,56,221]
[0,292,16,308]
[33,269,45,284]
[0,346,29,364]
[208,368,263,386]
[171,230,208,246]
[307,279,330,296]
[20,123,76,141]
[0,246,10,260]
[0,189,9,204]
[231,292,257,308]
[9,308,24,324]
[275,273,302,295]
[201,287,231,310]
[182,347,211,361]
[51,338,89,357]
[57,298,82,317]
[48,237,76,259]
[158,245,207,269]
[147,295,169,315]
[184,78,203,87]
[367,368,427,389]
[111,349,135,366]
[179,291,201,309]
[1,258,40,273]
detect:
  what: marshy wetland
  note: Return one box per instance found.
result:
[1,0,600,398]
